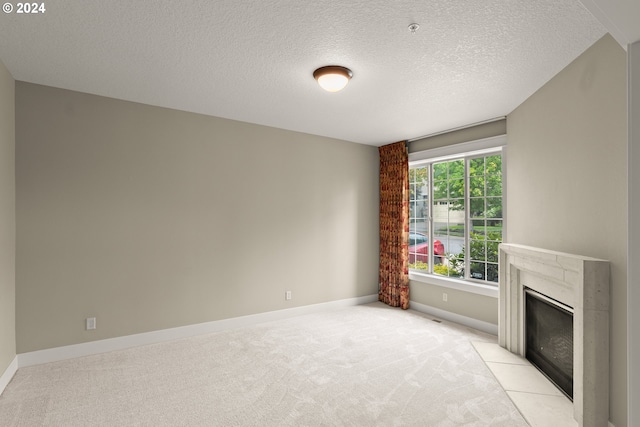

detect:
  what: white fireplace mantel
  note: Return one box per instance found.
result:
[498,243,610,427]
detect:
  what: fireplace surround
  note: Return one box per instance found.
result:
[498,243,609,427]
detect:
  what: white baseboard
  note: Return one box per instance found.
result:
[0,356,18,396]
[18,294,379,368]
[410,301,499,335]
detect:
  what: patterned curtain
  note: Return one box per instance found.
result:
[378,141,410,309]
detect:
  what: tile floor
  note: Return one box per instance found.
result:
[472,341,577,427]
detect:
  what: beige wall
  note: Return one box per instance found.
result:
[507,34,627,426]
[409,119,506,153]
[15,83,379,353]
[0,60,16,374]
[408,120,506,325]
[410,282,497,324]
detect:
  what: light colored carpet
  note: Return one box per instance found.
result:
[0,303,528,426]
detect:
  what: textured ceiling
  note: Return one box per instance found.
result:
[0,0,608,145]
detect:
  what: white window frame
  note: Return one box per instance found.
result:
[408,135,506,298]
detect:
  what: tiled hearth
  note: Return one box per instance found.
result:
[473,341,576,427]
[498,243,610,427]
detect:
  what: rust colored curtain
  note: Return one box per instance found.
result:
[378,141,410,309]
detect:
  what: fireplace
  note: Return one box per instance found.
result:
[525,289,573,399]
[498,244,609,427]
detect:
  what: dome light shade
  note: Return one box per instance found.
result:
[313,66,353,92]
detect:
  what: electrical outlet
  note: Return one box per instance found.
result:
[86,317,96,330]
[285,291,292,300]
[442,293,448,302]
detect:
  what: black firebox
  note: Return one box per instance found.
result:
[525,289,574,399]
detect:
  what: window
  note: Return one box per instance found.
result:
[409,145,503,284]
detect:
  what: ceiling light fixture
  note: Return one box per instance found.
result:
[313,66,353,92]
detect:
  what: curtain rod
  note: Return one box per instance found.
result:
[407,117,506,143]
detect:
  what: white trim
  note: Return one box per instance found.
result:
[409,271,499,298]
[409,134,506,164]
[410,300,498,335]
[18,294,379,368]
[628,40,640,427]
[0,356,18,396]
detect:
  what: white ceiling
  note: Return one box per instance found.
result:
[0,0,629,146]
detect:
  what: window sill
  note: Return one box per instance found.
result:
[409,271,499,298]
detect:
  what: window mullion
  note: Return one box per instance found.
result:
[428,163,434,274]
[464,158,470,280]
